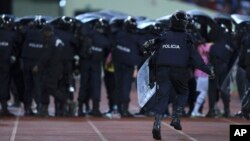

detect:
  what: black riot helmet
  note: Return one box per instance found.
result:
[93,18,109,34]
[34,17,47,29]
[169,10,189,31]
[0,14,14,29]
[58,16,74,31]
[123,16,137,32]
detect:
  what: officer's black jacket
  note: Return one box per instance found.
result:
[112,29,141,66]
[80,30,111,61]
[209,32,235,65]
[21,28,46,60]
[54,29,78,61]
[152,30,211,75]
[0,28,20,61]
[45,36,64,67]
[239,33,250,68]
[21,28,55,70]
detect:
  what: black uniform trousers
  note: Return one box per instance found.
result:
[78,60,102,103]
[154,66,189,115]
[62,59,75,100]
[114,63,134,105]
[104,69,116,109]
[208,62,230,112]
[0,61,11,102]
[41,64,64,105]
[22,59,42,107]
[10,61,25,103]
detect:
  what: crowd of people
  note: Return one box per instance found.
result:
[0,10,249,126]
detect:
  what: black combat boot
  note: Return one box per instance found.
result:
[55,102,63,116]
[39,104,49,117]
[206,109,216,118]
[89,101,102,117]
[170,106,183,130]
[120,103,133,117]
[152,114,162,140]
[67,100,77,116]
[103,102,114,114]
[223,108,231,118]
[78,102,86,117]
[24,104,36,116]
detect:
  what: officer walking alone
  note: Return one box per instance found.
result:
[143,11,213,140]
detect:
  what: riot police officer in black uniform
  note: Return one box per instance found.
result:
[238,32,250,119]
[206,21,236,118]
[102,18,121,117]
[135,21,162,117]
[78,18,111,117]
[53,16,78,116]
[21,18,47,115]
[39,25,65,117]
[143,11,213,140]
[0,15,20,116]
[112,16,140,117]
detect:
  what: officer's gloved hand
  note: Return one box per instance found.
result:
[32,65,39,73]
[10,56,16,64]
[209,65,215,79]
[68,85,75,93]
[143,39,155,49]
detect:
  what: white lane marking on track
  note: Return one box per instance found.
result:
[130,104,198,141]
[10,108,21,141]
[162,122,198,141]
[87,119,108,141]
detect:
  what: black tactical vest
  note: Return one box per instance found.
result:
[88,31,110,61]
[113,30,139,66]
[156,31,189,67]
[21,29,45,60]
[0,29,16,61]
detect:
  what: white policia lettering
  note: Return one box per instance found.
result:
[162,44,180,49]
[0,41,9,47]
[117,45,131,53]
[28,43,43,48]
[91,46,103,52]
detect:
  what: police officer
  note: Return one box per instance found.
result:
[0,15,19,116]
[112,16,141,117]
[135,21,162,116]
[78,18,111,117]
[53,16,78,116]
[102,18,121,117]
[143,11,213,140]
[10,20,26,108]
[236,21,250,119]
[39,25,65,116]
[206,22,236,118]
[21,18,47,115]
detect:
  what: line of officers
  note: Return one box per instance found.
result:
[0,14,159,117]
[0,11,249,119]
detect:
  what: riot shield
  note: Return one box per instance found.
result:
[136,56,156,108]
